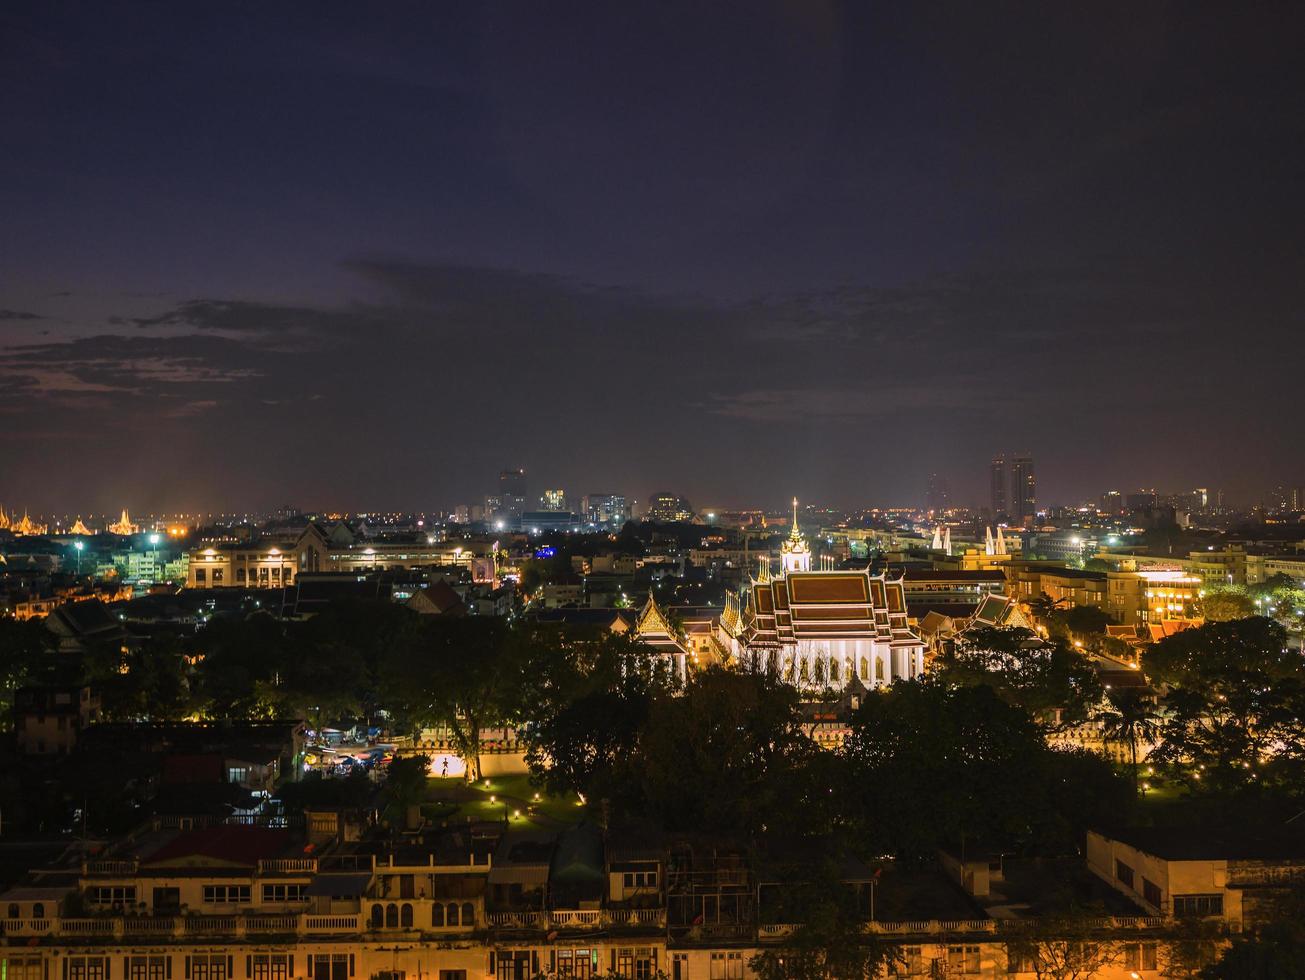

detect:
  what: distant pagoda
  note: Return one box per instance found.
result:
[108,508,140,535]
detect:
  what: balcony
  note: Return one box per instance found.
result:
[0,913,364,941]
[83,859,140,876]
[257,858,318,874]
[754,916,1169,942]
[484,908,667,933]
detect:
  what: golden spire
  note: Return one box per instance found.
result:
[789,497,801,541]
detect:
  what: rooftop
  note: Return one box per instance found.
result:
[1097,824,1305,862]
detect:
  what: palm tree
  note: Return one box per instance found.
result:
[1099,688,1162,796]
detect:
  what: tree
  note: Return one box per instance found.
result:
[1061,605,1111,635]
[0,617,55,726]
[634,668,816,838]
[192,614,291,718]
[750,865,894,980]
[1003,921,1125,980]
[842,681,1125,860]
[1146,618,1305,797]
[102,634,192,720]
[938,627,1104,729]
[383,754,431,827]
[521,633,662,802]
[1199,586,1254,622]
[287,598,420,729]
[381,617,525,781]
[1199,920,1305,979]
[1098,688,1162,796]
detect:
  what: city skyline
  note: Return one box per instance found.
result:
[3,4,1304,511]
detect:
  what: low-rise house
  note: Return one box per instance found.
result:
[1088,825,1305,929]
[13,685,100,756]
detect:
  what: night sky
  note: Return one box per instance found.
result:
[2,3,1303,514]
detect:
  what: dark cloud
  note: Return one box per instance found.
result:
[126,299,378,341]
[0,309,45,320]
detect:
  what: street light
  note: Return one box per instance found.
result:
[74,539,84,576]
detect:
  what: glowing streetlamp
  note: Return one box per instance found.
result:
[74,539,84,575]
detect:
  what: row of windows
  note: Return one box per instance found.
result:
[88,886,137,906]
[622,872,658,889]
[202,885,251,904]
[707,952,742,980]
[1173,893,1224,917]
[261,884,307,902]
[487,950,654,980]
[48,952,350,980]
[889,943,1160,976]
[192,567,291,584]
[370,901,475,929]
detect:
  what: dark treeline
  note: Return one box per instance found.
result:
[4,605,1305,975]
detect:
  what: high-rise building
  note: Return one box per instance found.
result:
[925,472,949,512]
[646,493,694,523]
[1126,489,1159,511]
[990,456,1008,518]
[1099,490,1123,515]
[497,468,528,519]
[540,489,566,512]
[1010,455,1036,523]
[582,493,628,527]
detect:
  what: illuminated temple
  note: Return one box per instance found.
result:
[716,500,925,689]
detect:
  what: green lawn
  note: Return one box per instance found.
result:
[422,770,582,830]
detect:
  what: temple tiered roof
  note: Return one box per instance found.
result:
[633,594,688,655]
[108,508,140,536]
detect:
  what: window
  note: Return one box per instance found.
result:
[1122,944,1158,970]
[127,956,169,980]
[432,904,444,926]
[616,949,654,980]
[1142,878,1162,908]
[249,957,291,980]
[1173,894,1224,917]
[1115,859,1135,889]
[947,946,980,974]
[438,973,466,980]
[261,884,306,903]
[309,954,351,980]
[67,957,108,980]
[400,904,413,927]
[228,767,250,784]
[385,903,398,928]
[89,885,136,907]
[671,954,688,980]
[623,871,658,890]
[7,903,18,918]
[493,952,530,980]
[202,885,250,904]
[709,953,743,980]
[446,902,460,926]
[1005,948,1037,974]
[189,956,228,980]
[8,956,43,980]
[370,905,383,929]
[212,569,224,585]
[195,568,206,584]
[461,901,474,925]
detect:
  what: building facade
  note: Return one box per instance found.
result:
[716,502,925,689]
